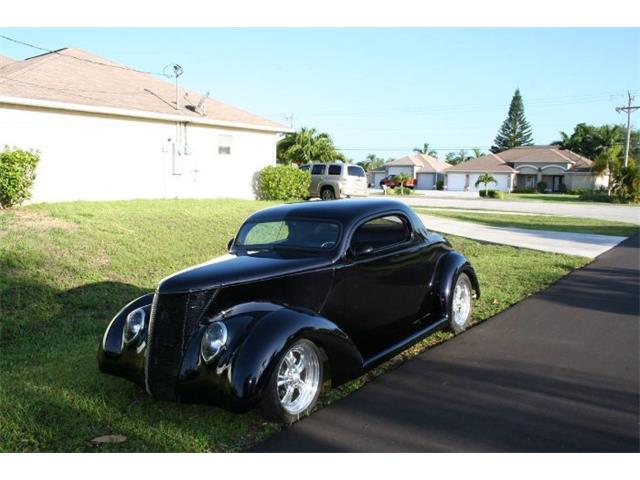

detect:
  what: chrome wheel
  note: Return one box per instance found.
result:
[452,275,472,328]
[276,342,321,416]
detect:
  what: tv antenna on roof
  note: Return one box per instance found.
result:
[196,92,209,117]
[163,64,184,111]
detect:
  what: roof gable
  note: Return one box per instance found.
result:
[0,47,286,130]
[386,154,449,172]
[446,152,516,173]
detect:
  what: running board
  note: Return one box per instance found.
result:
[362,317,449,370]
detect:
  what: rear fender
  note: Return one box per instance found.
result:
[434,252,480,319]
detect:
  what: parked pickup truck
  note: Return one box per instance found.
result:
[379,175,416,189]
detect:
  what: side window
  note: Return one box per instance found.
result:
[299,164,310,172]
[311,164,326,175]
[218,134,232,155]
[328,165,342,175]
[348,166,365,177]
[351,215,411,252]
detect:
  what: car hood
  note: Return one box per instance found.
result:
[158,252,333,294]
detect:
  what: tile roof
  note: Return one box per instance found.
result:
[445,152,516,173]
[386,154,450,172]
[0,48,287,131]
[495,145,594,172]
[0,54,14,67]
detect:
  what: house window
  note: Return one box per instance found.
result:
[218,134,232,155]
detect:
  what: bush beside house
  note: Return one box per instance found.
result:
[0,147,40,208]
[256,165,311,201]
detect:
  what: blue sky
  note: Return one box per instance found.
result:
[1,28,638,161]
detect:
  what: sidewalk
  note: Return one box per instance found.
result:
[418,213,627,258]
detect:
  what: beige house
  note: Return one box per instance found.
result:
[0,48,290,202]
[445,146,607,192]
[378,154,450,189]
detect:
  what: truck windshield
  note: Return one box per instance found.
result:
[235,219,341,251]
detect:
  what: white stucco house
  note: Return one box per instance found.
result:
[444,146,607,192]
[0,49,290,202]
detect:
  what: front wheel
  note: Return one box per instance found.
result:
[449,272,474,334]
[260,339,324,424]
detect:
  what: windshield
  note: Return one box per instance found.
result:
[235,219,341,251]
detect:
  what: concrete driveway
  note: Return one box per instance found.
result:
[251,235,639,452]
[418,213,627,258]
[391,196,640,225]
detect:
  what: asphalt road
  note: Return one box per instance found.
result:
[251,234,640,452]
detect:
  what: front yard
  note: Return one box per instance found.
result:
[0,199,588,452]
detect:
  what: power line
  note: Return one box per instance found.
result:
[0,34,170,78]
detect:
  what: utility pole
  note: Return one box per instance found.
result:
[173,64,184,111]
[284,113,295,129]
[616,91,639,167]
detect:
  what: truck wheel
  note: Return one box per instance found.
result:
[320,186,336,200]
[260,339,324,424]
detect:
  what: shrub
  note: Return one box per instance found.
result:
[435,179,444,191]
[536,181,547,193]
[394,186,412,195]
[579,190,614,203]
[0,147,40,208]
[558,183,568,194]
[479,189,505,199]
[256,165,310,201]
[513,187,536,194]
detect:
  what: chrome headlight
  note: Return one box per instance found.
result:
[201,321,228,364]
[123,307,146,345]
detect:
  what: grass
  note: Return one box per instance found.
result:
[415,208,639,237]
[0,199,588,452]
[506,193,583,202]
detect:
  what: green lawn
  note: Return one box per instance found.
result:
[506,193,583,202]
[415,208,639,237]
[0,199,588,452]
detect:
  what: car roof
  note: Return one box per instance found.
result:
[246,198,414,225]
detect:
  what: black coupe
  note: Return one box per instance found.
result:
[99,198,479,423]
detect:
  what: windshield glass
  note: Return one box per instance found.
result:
[235,219,341,251]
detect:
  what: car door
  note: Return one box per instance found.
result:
[329,213,431,357]
[310,164,326,196]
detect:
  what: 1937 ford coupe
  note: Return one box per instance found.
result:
[99,199,479,423]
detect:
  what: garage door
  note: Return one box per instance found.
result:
[446,173,467,191]
[416,173,435,190]
[468,173,511,192]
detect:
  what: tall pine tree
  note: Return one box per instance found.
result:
[491,89,534,153]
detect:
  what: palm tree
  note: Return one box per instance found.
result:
[276,127,343,165]
[395,172,411,195]
[474,172,497,196]
[472,147,483,158]
[413,142,438,158]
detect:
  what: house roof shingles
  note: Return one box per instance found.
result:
[0,54,14,67]
[446,146,594,173]
[0,48,287,131]
[445,152,516,173]
[386,154,450,172]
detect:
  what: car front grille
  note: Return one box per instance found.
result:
[145,289,215,400]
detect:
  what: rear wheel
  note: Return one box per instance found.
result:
[260,339,324,424]
[320,186,336,200]
[449,272,473,334]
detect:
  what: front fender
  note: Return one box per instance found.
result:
[98,292,155,387]
[176,302,363,411]
[434,252,480,320]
